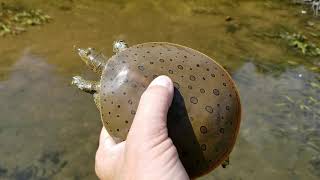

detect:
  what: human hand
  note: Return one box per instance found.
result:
[95,76,190,180]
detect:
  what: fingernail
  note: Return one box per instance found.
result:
[149,75,172,89]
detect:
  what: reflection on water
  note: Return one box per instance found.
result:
[0,51,101,179]
[0,0,319,179]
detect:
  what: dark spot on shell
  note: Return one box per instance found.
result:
[108,112,111,115]
[112,91,114,94]
[211,73,216,77]
[123,92,126,95]
[142,55,146,58]
[205,106,213,113]
[188,85,192,89]
[138,65,144,71]
[217,103,220,107]
[213,89,220,96]
[229,94,232,97]
[190,97,198,104]
[131,110,136,115]
[200,126,207,134]
[168,70,173,74]
[170,58,173,61]
[153,75,158,79]
[134,53,138,56]
[189,68,193,70]
[159,58,165,63]
[178,65,183,70]
[125,120,128,124]
[202,77,206,80]
[116,115,120,118]
[117,105,120,108]
[111,101,113,104]
[117,129,119,132]
[128,100,133,104]
[220,128,224,134]
[146,51,150,53]
[150,61,154,64]
[173,82,180,89]
[201,144,207,151]
[223,82,227,86]
[122,61,126,63]
[222,74,225,76]
[226,106,230,111]
[144,75,148,78]
[104,99,106,102]
[184,55,187,58]
[200,88,205,93]
[196,64,200,67]
[190,75,196,81]
[206,68,210,71]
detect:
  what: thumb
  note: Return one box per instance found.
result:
[129,75,174,140]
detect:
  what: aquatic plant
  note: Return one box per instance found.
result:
[279,32,320,56]
[0,2,51,36]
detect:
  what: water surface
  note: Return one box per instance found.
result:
[0,0,319,179]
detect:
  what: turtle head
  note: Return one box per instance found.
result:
[75,47,106,74]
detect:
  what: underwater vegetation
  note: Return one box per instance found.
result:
[0,2,51,37]
[279,32,320,56]
[254,31,320,57]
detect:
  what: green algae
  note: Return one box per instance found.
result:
[0,2,51,36]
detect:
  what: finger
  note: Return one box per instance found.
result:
[130,75,174,136]
[99,127,116,149]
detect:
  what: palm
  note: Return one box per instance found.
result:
[95,76,189,180]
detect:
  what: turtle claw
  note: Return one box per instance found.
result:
[113,40,128,53]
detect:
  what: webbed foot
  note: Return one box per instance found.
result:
[71,76,99,94]
[221,157,230,168]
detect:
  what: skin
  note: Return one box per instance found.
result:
[95,76,190,180]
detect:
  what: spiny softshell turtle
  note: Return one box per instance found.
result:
[71,40,241,178]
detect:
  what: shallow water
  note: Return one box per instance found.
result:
[0,0,319,179]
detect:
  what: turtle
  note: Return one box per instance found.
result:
[71,40,241,178]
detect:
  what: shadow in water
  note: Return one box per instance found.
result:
[167,87,208,178]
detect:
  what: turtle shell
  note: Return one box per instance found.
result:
[99,42,241,177]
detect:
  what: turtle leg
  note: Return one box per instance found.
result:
[221,157,230,168]
[71,76,100,94]
[76,47,107,75]
[113,40,128,54]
